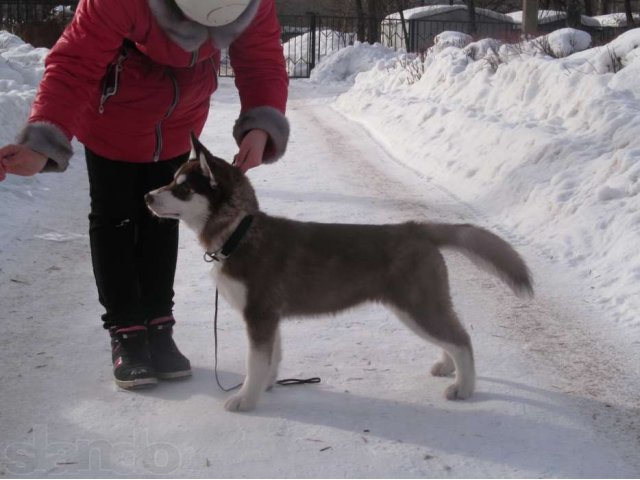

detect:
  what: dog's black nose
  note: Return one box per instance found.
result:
[144,193,154,205]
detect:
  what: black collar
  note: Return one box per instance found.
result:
[204,215,254,263]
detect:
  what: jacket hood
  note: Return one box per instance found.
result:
[148,0,261,51]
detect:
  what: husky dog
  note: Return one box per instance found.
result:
[145,134,533,412]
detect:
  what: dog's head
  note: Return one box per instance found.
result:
[145,133,259,247]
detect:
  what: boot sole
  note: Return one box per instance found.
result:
[157,369,192,380]
[115,377,159,389]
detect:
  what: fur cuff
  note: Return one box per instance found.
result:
[16,122,73,173]
[148,0,208,52]
[233,107,289,163]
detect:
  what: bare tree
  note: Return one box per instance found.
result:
[467,0,477,33]
[396,0,411,50]
[366,0,382,43]
[624,0,635,25]
[523,0,539,37]
[566,0,581,26]
[354,0,366,42]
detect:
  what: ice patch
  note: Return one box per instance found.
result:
[34,232,88,242]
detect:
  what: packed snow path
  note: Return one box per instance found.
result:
[1,79,639,477]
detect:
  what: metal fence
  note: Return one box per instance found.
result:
[219,14,364,79]
[380,17,521,52]
[220,14,520,78]
[1,0,75,23]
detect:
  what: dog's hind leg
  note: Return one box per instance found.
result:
[224,314,278,412]
[391,305,475,400]
[436,329,475,401]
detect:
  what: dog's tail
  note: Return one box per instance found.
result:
[424,223,533,298]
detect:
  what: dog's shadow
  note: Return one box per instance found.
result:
[139,369,634,476]
[257,377,634,477]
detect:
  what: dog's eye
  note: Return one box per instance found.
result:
[173,183,192,197]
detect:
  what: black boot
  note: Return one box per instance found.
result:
[110,326,158,389]
[147,317,192,379]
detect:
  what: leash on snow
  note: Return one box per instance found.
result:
[213,288,321,392]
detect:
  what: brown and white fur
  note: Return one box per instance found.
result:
[145,134,533,412]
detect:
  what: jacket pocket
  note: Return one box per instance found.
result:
[98,47,129,114]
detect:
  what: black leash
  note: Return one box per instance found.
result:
[213,290,320,391]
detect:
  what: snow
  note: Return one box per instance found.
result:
[506,9,567,24]
[591,12,640,27]
[309,41,397,84]
[0,32,56,247]
[505,9,634,28]
[1,29,640,477]
[385,5,514,23]
[282,29,357,77]
[330,28,640,334]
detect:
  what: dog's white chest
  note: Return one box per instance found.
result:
[210,263,248,312]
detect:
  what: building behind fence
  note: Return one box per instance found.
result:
[0,1,634,78]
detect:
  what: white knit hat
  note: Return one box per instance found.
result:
[174,0,252,26]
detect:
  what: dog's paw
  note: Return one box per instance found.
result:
[265,372,278,391]
[224,394,258,412]
[431,361,455,377]
[444,383,473,400]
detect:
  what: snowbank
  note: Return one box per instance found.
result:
[329,29,640,333]
[590,12,640,27]
[0,31,47,145]
[0,32,54,246]
[310,42,397,84]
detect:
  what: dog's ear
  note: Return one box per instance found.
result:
[190,132,234,187]
[190,132,216,184]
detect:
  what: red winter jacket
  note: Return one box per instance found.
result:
[19,0,289,170]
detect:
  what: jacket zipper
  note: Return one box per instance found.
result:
[190,50,199,67]
[98,49,129,114]
[152,69,180,162]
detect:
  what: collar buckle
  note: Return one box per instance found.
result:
[203,251,222,263]
[202,215,254,264]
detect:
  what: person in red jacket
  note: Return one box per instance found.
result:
[0,0,289,389]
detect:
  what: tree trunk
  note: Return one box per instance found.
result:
[566,0,581,27]
[397,0,410,51]
[600,0,611,15]
[583,0,593,16]
[366,0,381,44]
[624,0,635,25]
[355,0,366,42]
[467,0,477,34]
[522,0,539,37]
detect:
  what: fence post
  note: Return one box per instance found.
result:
[308,12,317,74]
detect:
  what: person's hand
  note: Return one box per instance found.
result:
[0,145,47,181]
[234,129,268,173]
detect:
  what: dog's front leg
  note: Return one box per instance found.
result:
[224,317,276,412]
[266,327,282,391]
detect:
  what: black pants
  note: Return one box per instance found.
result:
[85,149,189,329]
